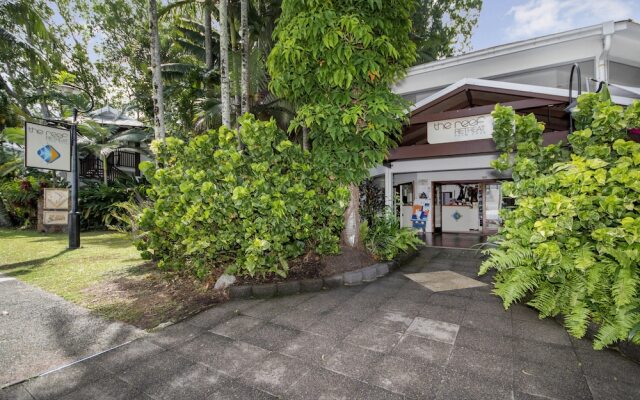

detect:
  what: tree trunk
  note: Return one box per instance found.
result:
[148,0,166,141]
[233,47,240,126]
[36,87,51,119]
[0,199,12,228]
[204,0,213,72]
[302,125,309,151]
[102,154,109,186]
[240,0,249,115]
[219,0,231,129]
[341,183,361,248]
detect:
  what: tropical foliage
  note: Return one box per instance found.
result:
[79,182,145,230]
[362,212,423,261]
[0,0,481,277]
[480,90,640,349]
[0,175,59,227]
[359,178,386,227]
[412,0,482,64]
[138,116,348,278]
[268,0,417,248]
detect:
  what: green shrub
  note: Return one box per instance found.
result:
[79,181,141,230]
[107,194,151,239]
[360,178,385,227]
[0,176,50,227]
[480,90,640,349]
[138,115,348,278]
[362,211,423,261]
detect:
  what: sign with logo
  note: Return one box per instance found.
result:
[44,188,70,210]
[427,114,493,144]
[25,122,71,172]
[43,211,68,225]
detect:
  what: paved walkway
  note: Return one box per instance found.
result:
[3,248,640,400]
[0,275,143,389]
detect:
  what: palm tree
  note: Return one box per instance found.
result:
[0,0,55,117]
[204,1,214,72]
[157,0,290,133]
[240,0,249,115]
[161,16,221,132]
[148,0,166,141]
[160,0,216,78]
[219,0,231,128]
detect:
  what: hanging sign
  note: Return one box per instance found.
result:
[25,122,72,172]
[427,114,493,144]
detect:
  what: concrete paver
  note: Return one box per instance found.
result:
[0,275,143,388]
[4,247,640,399]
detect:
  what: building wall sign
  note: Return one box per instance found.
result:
[427,114,493,144]
[25,122,72,172]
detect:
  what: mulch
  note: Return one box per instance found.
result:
[235,247,377,285]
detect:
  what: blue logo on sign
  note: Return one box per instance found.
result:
[37,145,61,163]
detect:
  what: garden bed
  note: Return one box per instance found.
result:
[227,248,419,300]
[235,246,377,286]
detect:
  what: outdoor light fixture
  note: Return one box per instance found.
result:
[565,63,582,134]
[57,83,95,249]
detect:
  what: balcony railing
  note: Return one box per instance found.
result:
[80,150,141,183]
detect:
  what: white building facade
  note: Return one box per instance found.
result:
[372,20,640,236]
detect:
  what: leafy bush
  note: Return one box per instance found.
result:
[107,194,151,239]
[480,90,640,349]
[79,182,142,230]
[138,115,348,278]
[362,211,423,261]
[0,176,52,227]
[360,178,385,226]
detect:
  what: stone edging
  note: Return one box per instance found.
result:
[228,249,420,299]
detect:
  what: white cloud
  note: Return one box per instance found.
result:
[506,0,634,39]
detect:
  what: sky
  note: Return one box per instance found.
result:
[470,0,640,51]
[51,0,640,65]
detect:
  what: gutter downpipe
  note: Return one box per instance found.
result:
[596,21,615,82]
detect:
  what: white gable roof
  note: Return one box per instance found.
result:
[410,78,638,113]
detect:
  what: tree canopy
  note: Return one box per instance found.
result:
[0,0,481,133]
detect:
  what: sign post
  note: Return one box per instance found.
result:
[25,120,80,247]
[25,84,93,249]
[68,108,80,249]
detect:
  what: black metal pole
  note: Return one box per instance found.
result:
[568,63,582,134]
[68,107,80,249]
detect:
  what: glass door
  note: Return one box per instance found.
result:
[396,183,414,228]
[483,183,501,233]
[434,184,442,232]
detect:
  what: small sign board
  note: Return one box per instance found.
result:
[44,188,70,210]
[43,211,68,225]
[427,114,493,144]
[25,122,71,172]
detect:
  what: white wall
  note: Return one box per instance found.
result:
[393,173,417,186]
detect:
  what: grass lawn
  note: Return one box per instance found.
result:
[0,229,222,329]
[0,229,143,303]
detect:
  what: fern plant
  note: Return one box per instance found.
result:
[481,89,640,349]
[362,211,423,261]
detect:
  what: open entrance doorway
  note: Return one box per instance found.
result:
[432,181,505,236]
